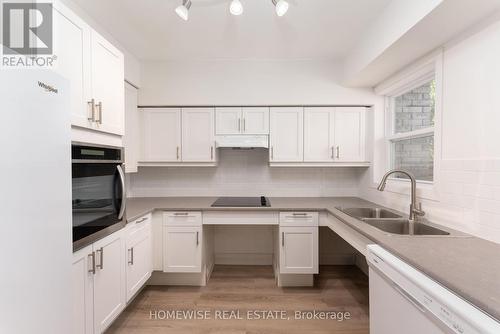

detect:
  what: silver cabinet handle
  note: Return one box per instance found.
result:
[128,247,134,265]
[117,165,126,220]
[176,146,180,160]
[96,247,104,270]
[243,118,246,132]
[282,232,284,247]
[331,146,334,159]
[174,212,189,216]
[95,102,103,124]
[292,213,308,216]
[88,252,96,274]
[336,146,340,159]
[87,99,95,121]
[238,118,241,132]
[210,146,214,160]
[270,146,274,160]
[196,231,199,246]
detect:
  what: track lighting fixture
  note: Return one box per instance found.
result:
[175,0,289,21]
[272,0,289,17]
[230,0,244,16]
[175,0,192,21]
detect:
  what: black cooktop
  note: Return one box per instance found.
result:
[211,196,271,207]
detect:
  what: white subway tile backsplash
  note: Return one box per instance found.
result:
[129,149,362,197]
[363,158,500,244]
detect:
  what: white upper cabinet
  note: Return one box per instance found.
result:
[304,107,335,162]
[303,107,366,163]
[124,83,139,172]
[242,107,269,134]
[270,107,304,162]
[182,108,216,162]
[52,3,124,137]
[216,107,241,135]
[334,107,366,162]
[141,108,182,162]
[90,31,125,136]
[52,3,92,129]
[216,107,269,135]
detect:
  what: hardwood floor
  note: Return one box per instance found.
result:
[106,265,369,334]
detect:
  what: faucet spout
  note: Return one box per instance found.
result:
[376,169,424,221]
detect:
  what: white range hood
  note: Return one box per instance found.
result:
[215,135,269,149]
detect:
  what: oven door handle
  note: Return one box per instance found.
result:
[117,165,126,220]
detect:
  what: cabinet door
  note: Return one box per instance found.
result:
[91,31,124,136]
[124,83,139,172]
[279,226,318,274]
[216,107,241,135]
[333,107,366,162]
[142,108,182,162]
[270,107,304,162]
[242,107,269,134]
[93,230,126,333]
[52,3,92,130]
[304,107,334,162]
[182,108,215,162]
[163,226,202,273]
[126,216,152,302]
[72,245,94,334]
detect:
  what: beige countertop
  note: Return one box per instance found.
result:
[126,196,500,321]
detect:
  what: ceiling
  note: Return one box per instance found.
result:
[71,0,392,61]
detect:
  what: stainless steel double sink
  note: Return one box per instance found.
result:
[337,207,450,236]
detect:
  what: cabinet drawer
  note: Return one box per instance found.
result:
[279,212,319,227]
[163,211,202,226]
[126,214,152,240]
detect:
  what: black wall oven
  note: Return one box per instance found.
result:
[72,144,126,250]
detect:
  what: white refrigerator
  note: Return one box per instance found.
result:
[0,70,72,334]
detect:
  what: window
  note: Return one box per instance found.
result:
[387,78,436,182]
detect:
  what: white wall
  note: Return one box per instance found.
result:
[361,19,500,244]
[139,59,383,106]
[129,149,363,197]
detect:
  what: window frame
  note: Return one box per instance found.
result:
[372,52,443,201]
[386,72,436,184]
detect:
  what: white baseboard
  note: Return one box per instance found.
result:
[214,252,273,265]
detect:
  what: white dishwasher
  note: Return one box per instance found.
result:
[367,245,500,334]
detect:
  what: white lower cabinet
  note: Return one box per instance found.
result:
[72,245,94,334]
[73,215,152,334]
[279,212,319,274]
[92,230,126,333]
[163,212,203,273]
[125,214,153,302]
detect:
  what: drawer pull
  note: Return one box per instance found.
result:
[292,213,308,216]
[174,212,189,216]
